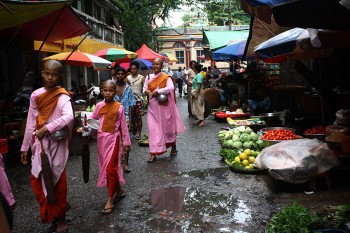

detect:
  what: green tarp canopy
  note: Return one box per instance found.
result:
[203,30,250,51]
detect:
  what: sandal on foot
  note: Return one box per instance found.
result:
[170,150,178,156]
[124,168,131,173]
[147,155,156,163]
[101,206,115,215]
[113,191,126,204]
[56,221,68,233]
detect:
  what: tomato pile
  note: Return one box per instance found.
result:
[304,125,326,135]
[262,129,300,140]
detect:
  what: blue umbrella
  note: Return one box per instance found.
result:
[254,28,334,63]
[133,58,152,70]
[241,0,292,23]
[212,40,247,61]
[120,58,152,70]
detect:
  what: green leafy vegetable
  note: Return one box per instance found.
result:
[267,203,319,233]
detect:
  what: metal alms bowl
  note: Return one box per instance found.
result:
[260,112,281,121]
[87,119,100,130]
[51,129,67,140]
[157,94,168,103]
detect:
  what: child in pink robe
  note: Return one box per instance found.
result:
[89,80,131,215]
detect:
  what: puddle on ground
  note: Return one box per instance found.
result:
[145,186,252,232]
[178,167,228,180]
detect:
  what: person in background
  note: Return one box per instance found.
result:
[127,61,145,140]
[0,153,15,210]
[89,80,131,215]
[112,65,136,130]
[166,67,174,77]
[173,67,184,97]
[20,60,74,233]
[191,63,206,127]
[112,65,135,173]
[212,66,221,79]
[201,67,208,88]
[247,87,272,114]
[183,60,197,117]
[143,58,186,163]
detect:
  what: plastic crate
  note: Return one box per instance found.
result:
[0,139,8,154]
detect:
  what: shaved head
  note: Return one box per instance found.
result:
[103,79,116,90]
[43,60,63,74]
[154,58,164,63]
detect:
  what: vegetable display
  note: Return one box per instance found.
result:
[261,129,300,140]
[304,125,326,135]
[218,126,265,171]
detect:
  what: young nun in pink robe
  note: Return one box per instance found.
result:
[20,60,74,232]
[143,58,186,163]
[89,80,131,215]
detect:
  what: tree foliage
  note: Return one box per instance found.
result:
[111,0,184,51]
[109,0,250,51]
[198,0,250,26]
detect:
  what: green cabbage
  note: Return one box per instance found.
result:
[245,127,253,134]
[240,133,251,142]
[232,135,240,142]
[232,128,241,136]
[243,141,253,149]
[250,132,258,142]
[233,141,243,149]
[224,131,233,140]
[256,139,264,149]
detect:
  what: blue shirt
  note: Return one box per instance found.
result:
[114,84,135,121]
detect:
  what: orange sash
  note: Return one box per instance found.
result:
[99,101,121,133]
[148,73,170,92]
[36,87,70,130]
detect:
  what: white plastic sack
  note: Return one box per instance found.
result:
[254,139,339,184]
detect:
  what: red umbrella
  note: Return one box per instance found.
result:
[136,44,168,62]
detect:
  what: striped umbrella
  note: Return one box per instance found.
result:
[94,48,137,63]
[43,52,111,70]
[161,53,178,62]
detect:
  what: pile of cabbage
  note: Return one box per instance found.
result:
[218,126,264,151]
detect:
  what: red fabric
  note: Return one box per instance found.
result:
[30,170,67,223]
[0,5,90,41]
[136,44,168,62]
[106,136,121,198]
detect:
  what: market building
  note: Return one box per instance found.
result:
[156,25,249,69]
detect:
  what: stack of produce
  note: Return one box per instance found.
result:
[304,125,326,135]
[218,126,265,171]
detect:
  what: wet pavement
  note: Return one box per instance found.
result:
[5,96,350,233]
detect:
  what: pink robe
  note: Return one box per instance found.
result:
[90,101,131,187]
[143,72,186,154]
[21,87,74,195]
[0,153,15,206]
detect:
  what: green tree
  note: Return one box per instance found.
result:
[111,0,184,51]
[182,14,191,26]
[199,0,250,26]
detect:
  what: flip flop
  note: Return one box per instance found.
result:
[113,192,126,204]
[124,168,131,173]
[147,155,156,163]
[101,206,115,215]
[170,150,178,156]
